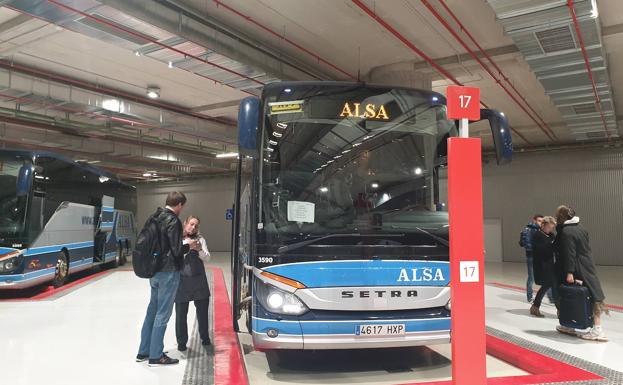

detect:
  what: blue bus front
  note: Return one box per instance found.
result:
[232,82,510,349]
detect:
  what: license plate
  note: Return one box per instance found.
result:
[356,324,405,336]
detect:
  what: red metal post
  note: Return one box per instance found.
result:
[448,137,487,384]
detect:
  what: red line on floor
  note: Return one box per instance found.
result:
[489,281,623,311]
[0,269,111,302]
[398,334,601,385]
[209,267,249,385]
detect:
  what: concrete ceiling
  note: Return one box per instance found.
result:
[0,0,620,180]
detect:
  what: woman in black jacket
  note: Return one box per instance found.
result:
[175,216,211,351]
[555,205,608,342]
[530,216,557,317]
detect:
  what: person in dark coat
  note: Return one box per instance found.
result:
[530,216,557,318]
[175,216,211,351]
[555,205,608,342]
[520,214,544,302]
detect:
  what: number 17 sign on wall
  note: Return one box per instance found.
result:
[446,86,480,121]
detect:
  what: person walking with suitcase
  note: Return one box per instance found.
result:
[530,216,557,317]
[520,214,544,302]
[555,205,608,342]
[175,216,212,351]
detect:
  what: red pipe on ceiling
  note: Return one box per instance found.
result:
[421,0,557,142]
[351,0,531,145]
[567,0,611,139]
[429,0,558,141]
[212,0,357,80]
[45,0,263,90]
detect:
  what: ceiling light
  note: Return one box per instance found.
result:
[269,140,278,146]
[590,0,598,18]
[319,186,328,193]
[272,131,283,137]
[134,51,141,56]
[216,152,239,158]
[284,88,292,93]
[146,86,160,99]
[371,182,379,188]
[414,167,423,175]
[98,176,110,183]
[168,61,173,68]
[142,172,152,177]
[276,122,288,129]
[342,149,351,154]
[353,142,362,147]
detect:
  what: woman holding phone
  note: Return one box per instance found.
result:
[175,216,211,351]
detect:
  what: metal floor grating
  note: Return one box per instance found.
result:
[182,273,215,385]
[487,326,623,385]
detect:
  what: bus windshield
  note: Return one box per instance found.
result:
[258,84,455,254]
[0,154,31,238]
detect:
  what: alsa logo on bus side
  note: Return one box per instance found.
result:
[340,102,389,120]
[82,216,95,225]
[397,267,446,282]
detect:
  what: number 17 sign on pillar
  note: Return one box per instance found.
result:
[446,85,486,385]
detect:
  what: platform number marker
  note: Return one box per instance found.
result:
[459,261,479,283]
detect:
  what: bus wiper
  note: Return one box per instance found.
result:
[387,225,449,247]
[277,233,404,254]
[415,227,449,247]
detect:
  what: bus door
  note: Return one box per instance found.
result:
[94,195,114,262]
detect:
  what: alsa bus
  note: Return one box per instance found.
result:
[0,150,137,289]
[231,82,512,350]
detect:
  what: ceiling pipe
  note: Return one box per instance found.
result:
[0,114,218,159]
[351,0,531,145]
[567,0,611,139]
[0,90,234,145]
[44,0,263,90]
[212,0,356,80]
[0,59,235,127]
[425,0,558,141]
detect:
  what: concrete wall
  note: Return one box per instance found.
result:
[136,176,236,252]
[481,147,623,266]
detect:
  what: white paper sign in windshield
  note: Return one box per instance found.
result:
[287,201,315,223]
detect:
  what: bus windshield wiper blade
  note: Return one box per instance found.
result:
[277,233,404,254]
[415,227,449,247]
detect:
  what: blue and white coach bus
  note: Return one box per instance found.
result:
[0,150,137,289]
[231,82,512,350]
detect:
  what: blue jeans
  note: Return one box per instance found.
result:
[526,254,534,301]
[138,271,180,359]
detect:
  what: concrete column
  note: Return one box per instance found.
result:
[365,61,432,91]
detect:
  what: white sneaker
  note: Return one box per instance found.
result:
[580,327,608,342]
[556,325,577,336]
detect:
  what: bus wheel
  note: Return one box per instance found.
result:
[111,247,122,268]
[52,253,69,288]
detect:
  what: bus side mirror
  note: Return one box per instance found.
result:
[16,164,33,197]
[479,109,513,165]
[238,96,260,158]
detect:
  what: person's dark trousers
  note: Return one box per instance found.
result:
[176,298,210,347]
[526,252,534,301]
[533,284,552,308]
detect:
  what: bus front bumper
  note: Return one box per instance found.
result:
[252,329,450,350]
[0,272,52,290]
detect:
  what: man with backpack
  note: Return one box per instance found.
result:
[134,191,197,366]
[519,214,544,302]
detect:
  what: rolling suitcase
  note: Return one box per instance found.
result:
[558,283,593,330]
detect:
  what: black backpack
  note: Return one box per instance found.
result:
[132,213,164,278]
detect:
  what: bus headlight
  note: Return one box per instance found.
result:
[0,256,21,272]
[256,280,309,315]
[445,299,451,311]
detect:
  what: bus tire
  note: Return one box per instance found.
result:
[52,252,69,288]
[111,245,122,268]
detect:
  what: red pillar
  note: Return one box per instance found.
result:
[448,137,487,384]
